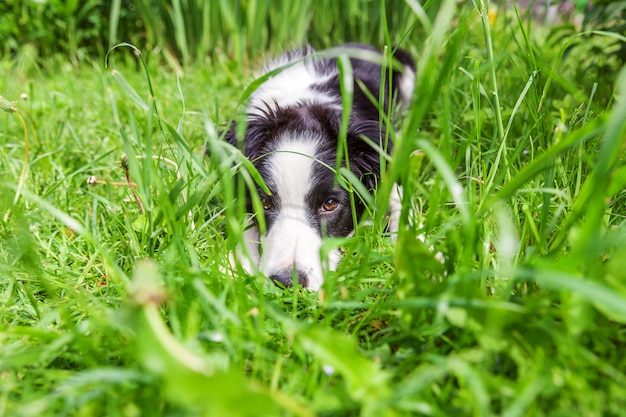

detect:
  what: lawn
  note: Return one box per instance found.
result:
[1,1,626,416]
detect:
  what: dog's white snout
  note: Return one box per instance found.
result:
[259,213,324,290]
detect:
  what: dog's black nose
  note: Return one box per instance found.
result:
[270,268,309,289]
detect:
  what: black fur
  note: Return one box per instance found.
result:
[223,44,415,221]
[219,43,415,288]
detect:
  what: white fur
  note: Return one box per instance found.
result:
[397,67,415,111]
[388,183,403,242]
[260,135,336,291]
[228,45,416,290]
[249,60,337,117]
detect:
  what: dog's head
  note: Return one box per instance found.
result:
[225,103,388,290]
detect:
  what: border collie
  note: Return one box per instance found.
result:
[224,43,415,291]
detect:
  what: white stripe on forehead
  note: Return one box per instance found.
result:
[267,133,321,206]
[260,132,326,290]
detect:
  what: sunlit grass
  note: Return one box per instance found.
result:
[1,1,626,416]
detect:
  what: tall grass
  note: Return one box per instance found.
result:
[1,0,109,64]
[1,1,626,416]
[123,0,425,65]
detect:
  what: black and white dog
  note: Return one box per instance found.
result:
[224,43,415,291]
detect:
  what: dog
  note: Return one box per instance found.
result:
[224,43,415,291]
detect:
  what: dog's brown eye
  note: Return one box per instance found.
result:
[321,198,339,212]
[261,197,273,210]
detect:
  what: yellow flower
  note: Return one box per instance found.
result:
[488,8,497,25]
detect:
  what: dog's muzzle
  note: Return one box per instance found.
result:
[270,267,309,289]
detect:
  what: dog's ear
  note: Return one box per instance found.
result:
[222,122,240,148]
[346,118,389,191]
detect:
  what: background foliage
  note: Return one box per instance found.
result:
[1,0,626,416]
[1,1,621,65]
[1,0,430,65]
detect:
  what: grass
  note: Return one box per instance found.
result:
[125,0,427,67]
[2,1,626,416]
